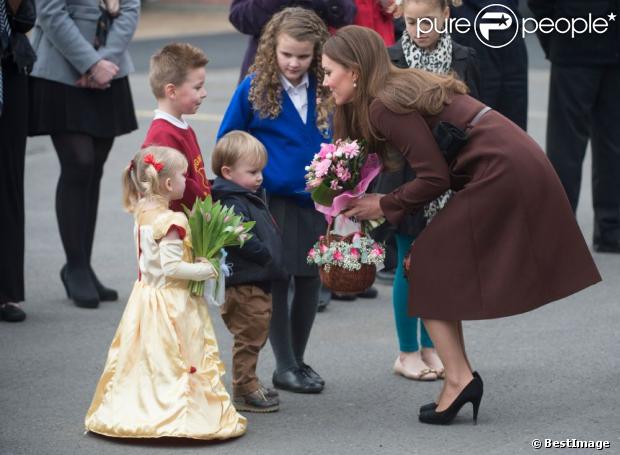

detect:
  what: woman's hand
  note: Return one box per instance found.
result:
[89,59,119,86]
[75,74,109,90]
[341,194,385,221]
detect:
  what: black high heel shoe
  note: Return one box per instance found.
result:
[418,376,483,425]
[89,266,118,301]
[60,265,99,309]
[419,371,482,414]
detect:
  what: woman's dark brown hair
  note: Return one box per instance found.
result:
[322,25,468,165]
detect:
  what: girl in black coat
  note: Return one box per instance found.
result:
[374,0,480,381]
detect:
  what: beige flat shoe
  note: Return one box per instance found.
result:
[420,348,445,380]
[393,356,438,381]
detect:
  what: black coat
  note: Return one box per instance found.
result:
[211,177,285,289]
[1,0,36,74]
[528,0,620,66]
[372,39,481,238]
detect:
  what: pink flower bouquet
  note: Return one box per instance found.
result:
[305,139,372,206]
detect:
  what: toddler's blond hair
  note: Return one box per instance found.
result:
[211,131,268,178]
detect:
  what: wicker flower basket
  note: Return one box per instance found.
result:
[317,232,377,295]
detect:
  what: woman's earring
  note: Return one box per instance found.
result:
[353,81,357,88]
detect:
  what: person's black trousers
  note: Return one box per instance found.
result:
[0,59,27,303]
[546,65,620,243]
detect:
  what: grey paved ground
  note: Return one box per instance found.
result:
[1,33,619,455]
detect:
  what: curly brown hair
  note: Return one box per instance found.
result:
[248,7,333,133]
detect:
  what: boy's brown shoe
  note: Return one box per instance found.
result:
[233,389,280,413]
[259,382,279,399]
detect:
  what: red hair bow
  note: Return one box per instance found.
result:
[143,153,164,173]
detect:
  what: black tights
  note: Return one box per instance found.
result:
[269,275,321,373]
[51,133,114,269]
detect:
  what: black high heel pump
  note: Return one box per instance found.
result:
[89,266,118,301]
[418,376,483,425]
[60,265,99,308]
[419,371,482,414]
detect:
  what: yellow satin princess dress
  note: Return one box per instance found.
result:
[85,206,247,439]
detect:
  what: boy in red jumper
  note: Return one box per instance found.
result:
[143,43,211,212]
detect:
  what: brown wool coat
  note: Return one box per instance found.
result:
[375,95,601,320]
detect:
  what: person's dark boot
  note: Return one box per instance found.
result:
[299,362,325,386]
[89,266,118,301]
[0,303,26,322]
[60,265,99,308]
[593,237,620,253]
[331,292,357,301]
[272,368,323,393]
[357,286,378,298]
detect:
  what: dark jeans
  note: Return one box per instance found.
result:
[0,60,27,303]
[547,65,620,242]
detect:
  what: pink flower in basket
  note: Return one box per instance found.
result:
[371,247,384,257]
[308,248,317,259]
[333,250,344,262]
[319,243,328,254]
[350,248,360,259]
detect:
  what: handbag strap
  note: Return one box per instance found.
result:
[466,106,492,131]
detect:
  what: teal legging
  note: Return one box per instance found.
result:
[393,233,433,352]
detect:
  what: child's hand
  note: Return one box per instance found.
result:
[195,257,218,279]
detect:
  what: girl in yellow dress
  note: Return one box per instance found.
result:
[84,146,247,440]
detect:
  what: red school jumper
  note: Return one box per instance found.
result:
[354,0,395,46]
[143,118,211,212]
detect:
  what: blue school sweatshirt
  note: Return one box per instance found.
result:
[217,74,331,206]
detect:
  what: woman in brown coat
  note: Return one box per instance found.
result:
[321,25,601,425]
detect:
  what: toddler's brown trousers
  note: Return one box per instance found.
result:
[221,285,272,396]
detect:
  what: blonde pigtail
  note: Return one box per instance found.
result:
[122,162,140,213]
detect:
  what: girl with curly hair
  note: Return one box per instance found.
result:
[217,7,332,395]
